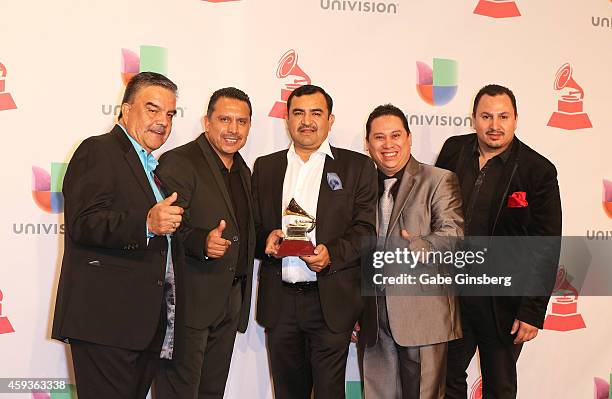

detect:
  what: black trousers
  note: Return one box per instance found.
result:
[445,297,523,399]
[155,281,242,399]
[70,302,167,399]
[266,284,352,399]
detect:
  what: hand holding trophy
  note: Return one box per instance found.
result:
[276,198,316,257]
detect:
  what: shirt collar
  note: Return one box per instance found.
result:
[119,124,158,173]
[202,133,239,173]
[287,138,334,161]
[473,138,514,164]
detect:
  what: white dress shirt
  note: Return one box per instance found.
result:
[281,139,334,283]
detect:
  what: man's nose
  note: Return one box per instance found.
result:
[228,118,238,133]
[492,116,501,130]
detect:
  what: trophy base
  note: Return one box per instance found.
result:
[0,316,15,334]
[473,0,521,18]
[0,92,16,111]
[277,239,316,257]
[543,313,586,331]
[547,112,592,130]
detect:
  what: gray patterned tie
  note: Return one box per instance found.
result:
[378,177,397,246]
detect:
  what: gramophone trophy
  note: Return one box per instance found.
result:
[269,49,311,119]
[0,63,17,111]
[473,0,521,18]
[276,198,316,257]
[543,265,586,331]
[547,63,592,130]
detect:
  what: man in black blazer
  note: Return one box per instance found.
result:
[435,84,562,398]
[154,87,255,399]
[52,72,185,399]
[252,84,377,399]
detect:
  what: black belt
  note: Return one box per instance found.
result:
[282,280,318,292]
[232,275,247,285]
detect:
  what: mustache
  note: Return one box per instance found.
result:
[486,129,504,134]
[149,126,166,134]
[298,124,316,131]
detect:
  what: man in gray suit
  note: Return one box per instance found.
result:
[359,104,464,399]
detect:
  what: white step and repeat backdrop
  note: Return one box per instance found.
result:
[1,0,611,398]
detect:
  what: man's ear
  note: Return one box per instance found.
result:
[203,115,210,133]
[328,114,335,129]
[121,103,131,122]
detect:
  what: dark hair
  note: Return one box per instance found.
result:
[118,72,178,120]
[472,84,517,117]
[286,84,333,115]
[365,104,411,139]
[206,87,252,118]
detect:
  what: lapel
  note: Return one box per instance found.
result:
[111,125,157,206]
[387,156,419,236]
[196,134,238,228]
[315,146,339,242]
[272,151,289,227]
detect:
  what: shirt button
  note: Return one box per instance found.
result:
[157,280,164,287]
[232,236,239,242]
[160,250,167,257]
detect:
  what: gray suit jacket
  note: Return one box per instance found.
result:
[362,156,464,347]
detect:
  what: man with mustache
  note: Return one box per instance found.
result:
[436,84,562,398]
[52,72,185,398]
[252,84,377,399]
[154,87,255,399]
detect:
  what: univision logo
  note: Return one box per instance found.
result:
[416,58,458,106]
[591,16,612,29]
[32,163,67,214]
[604,179,612,219]
[320,0,399,14]
[121,45,167,85]
[101,45,184,117]
[593,374,611,399]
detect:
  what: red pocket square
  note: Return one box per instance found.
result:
[507,191,528,208]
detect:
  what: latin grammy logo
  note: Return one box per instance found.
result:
[0,63,17,111]
[0,289,15,334]
[547,63,593,130]
[543,266,586,332]
[473,0,521,18]
[269,49,311,119]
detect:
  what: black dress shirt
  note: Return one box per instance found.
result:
[377,164,406,201]
[203,137,250,277]
[460,140,513,236]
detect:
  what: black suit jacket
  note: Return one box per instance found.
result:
[156,133,255,332]
[436,133,562,338]
[252,146,377,333]
[52,125,185,354]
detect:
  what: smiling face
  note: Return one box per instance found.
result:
[204,96,251,166]
[367,115,412,176]
[121,85,177,153]
[286,92,335,159]
[473,93,517,155]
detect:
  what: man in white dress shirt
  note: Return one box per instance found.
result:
[251,84,378,399]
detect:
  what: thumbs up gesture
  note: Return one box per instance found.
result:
[147,192,184,235]
[206,219,231,258]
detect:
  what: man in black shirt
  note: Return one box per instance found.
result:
[155,87,256,399]
[436,84,562,398]
[359,104,463,399]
